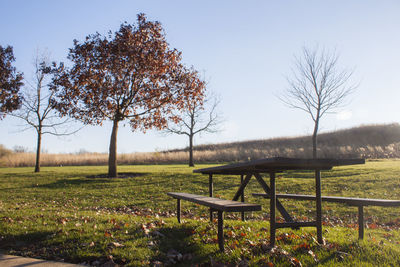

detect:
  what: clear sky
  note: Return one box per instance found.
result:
[1,0,399,153]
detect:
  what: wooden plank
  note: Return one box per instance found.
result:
[240,174,245,221]
[209,174,213,221]
[253,193,316,200]
[167,192,261,212]
[321,197,400,207]
[252,193,400,207]
[218,211,224,252]
[315,170,323,244]
[193,157,365,175]
[177,199,181,223]
[209,174,213,198]
[270,172,276,247]
[275,221,317,229]
[358,206,364,239]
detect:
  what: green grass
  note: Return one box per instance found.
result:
[0,160,400,266]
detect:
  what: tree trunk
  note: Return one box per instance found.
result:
[108,119,119,178]
[312,118,319,159]
[34,128,42,172]
[188,134,194,167]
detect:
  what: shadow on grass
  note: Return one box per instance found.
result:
[33,178,115,189]
[317,253,338,266]
[0,178,111,191]
[0,230,53,251]
[86,172,147,179]
[0,231,106,264]
[153,224,215,266]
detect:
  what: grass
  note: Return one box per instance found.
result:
[0,160,400,266]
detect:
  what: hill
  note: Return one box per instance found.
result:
[167,123,400,161]
[1,123,400,167]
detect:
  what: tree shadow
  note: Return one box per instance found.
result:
[0,230,53,251]
[0,178,110,191]
[0,230,106,264]
[33,178,114,189]
[317,253,339,265]
[151,224,215,266]
[86,172,147,179]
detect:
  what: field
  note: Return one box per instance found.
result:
[1,124,400,168]
[1,160,400,266]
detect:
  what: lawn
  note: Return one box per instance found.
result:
[0,160,399,266]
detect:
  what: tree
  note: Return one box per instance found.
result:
[281,47,356,158]
[51,14,204,177]
[12,50,79,172]
[0,45,23,118]
[165,88,221,166]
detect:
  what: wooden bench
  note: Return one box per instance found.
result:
[253,193,400,239]
[167,192,261,251]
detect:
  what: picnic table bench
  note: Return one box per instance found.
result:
[253,193,400,239]
[167,192,261,251]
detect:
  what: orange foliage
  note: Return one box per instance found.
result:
[51,13,204,130]
[0,45,23,117]
[50,14,205,176]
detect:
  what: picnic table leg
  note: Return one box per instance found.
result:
[241,174,245,221]
[270,172,276,247]
[209,174,213,222]
[315,170,323,244]
[358,205,364,239]
[254,173,294,223]
[232,173,252,201]
[177,199,181,223]
[218,211,224,252]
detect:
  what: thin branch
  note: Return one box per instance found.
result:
[279,46,356,157]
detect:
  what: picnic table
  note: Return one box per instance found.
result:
[193,157,365,246]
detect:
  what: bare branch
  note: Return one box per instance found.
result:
[12,49,81,172]
[280,46,357,158]
[164,87,223,166]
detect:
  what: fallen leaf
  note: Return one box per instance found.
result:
[104,231,112,237]
[308,250,318,262]
[110,242,124,247]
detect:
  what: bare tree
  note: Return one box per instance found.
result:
[12,50,79,172]
[281,47,356,158]
[165,91,222,166]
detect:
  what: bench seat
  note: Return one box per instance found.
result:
[252,193,400,207]
[253,192,400,239]
[167,192,262,212]
[168,192,261,252]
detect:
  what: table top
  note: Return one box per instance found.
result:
[193,157,365,175]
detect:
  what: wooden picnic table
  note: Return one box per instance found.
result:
[193,157,365,246]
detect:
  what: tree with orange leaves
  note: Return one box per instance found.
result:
[0,45,23,118]
[51,14,205,177]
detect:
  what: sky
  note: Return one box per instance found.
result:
[1,0,399,153]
